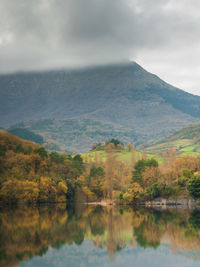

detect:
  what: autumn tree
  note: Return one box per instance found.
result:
[143,166,161,190]
[105,151,117,200]
[38,177,57,203]
[127,143,134,152]
[34,147,48,159]
[0,179,39,204]
[88,165,105,199]
[57,181,68,202]
[77,175,95,202]
[123,182,143,203]
[132,158,158,186]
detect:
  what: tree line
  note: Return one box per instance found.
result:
[0,132,84,204]
[1,132,200,205]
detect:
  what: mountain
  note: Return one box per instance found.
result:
[144,122,200,155]
[1,62,200,152]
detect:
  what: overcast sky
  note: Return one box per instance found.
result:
[0,0,200,95]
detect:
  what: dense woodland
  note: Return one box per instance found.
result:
[0,132,84,204]
[1,132,200,205]
[85,139,200,203]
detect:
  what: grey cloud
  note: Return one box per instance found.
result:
[0,0,200,94]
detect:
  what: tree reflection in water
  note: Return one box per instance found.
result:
[1,205,200,266]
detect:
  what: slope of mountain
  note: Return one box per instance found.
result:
[12,118,137,152]
[1,62,200,152]
[7,127,44,145]
[144,123,200,155]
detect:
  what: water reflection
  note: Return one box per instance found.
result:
[1,205,200,266]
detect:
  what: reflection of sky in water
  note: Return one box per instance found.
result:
[19,241,200,267]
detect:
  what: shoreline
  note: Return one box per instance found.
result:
[85,200,115,206]
[85,197,200,209]
[143,197,200,208]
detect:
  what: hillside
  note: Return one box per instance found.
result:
[0,131,85,204]
[0,130,40,153]
[1,62,200,152]
[10,118,137,153]
[144,123,200,155]
[7,127,44,145]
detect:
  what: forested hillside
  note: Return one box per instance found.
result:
[11,118,137,152]
[1,62,200,152]
[7,127,44,144]
[0,131,84,204]
[144,123,200,155]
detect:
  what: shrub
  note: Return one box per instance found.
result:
[119,192,123,200]
[164,185,173,197]
[150,183,160,198]
[178,177,186,186]
[182,169,194,179]
[187,175,200,199]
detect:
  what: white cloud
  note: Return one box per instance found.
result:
[0,0,200,95]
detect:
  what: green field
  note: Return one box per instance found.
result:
[81,148,162,165]
[145,139,200,156]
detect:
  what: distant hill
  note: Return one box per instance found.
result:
[1,62,200,152]
[12,118,137,153]
[144,123,200,155]
[7,127,44,145]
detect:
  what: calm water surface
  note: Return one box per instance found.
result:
[1,204,200,267]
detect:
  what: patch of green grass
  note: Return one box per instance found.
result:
[180,143,200,155]
[81,149,162,165]
[146,138,200,156]
[145,123,200,156]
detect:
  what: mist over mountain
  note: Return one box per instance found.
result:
[1,62,200,152]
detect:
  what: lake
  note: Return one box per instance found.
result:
[1,204,200,267]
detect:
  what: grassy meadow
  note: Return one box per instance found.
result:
[81,148,162,165]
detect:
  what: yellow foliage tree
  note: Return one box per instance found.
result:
[0,179,39,204]
[143,167,161,190]
[77,175,96,201]
[18,180,39,203]
[0,179,20,203]
[123,182,143,203]
[57,181,68,202]
[39,177,57,203]
[82,186,95,202]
